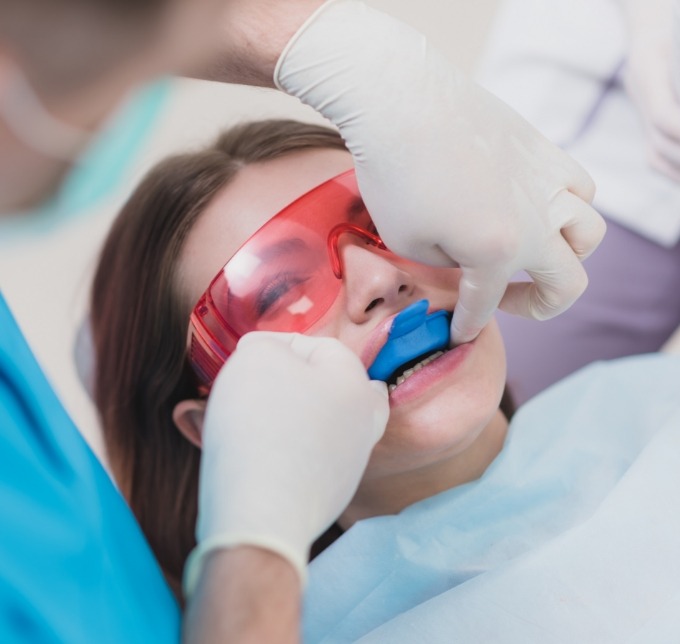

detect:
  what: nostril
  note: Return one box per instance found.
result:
[398,284,408,293]
[365,298,384,313]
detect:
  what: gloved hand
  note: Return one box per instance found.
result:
[620,0,680,182]
[276,0,605,343]
[183,332,388,595]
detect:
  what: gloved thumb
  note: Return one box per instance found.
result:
[451,268,506,344]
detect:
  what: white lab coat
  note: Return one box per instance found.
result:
[477,0,680,248]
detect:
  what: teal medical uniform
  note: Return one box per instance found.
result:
[0,293,180,642]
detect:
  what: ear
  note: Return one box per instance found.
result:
[172,399,207,449]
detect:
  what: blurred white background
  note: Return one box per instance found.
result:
[0,0,500,461]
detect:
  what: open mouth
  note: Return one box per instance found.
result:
[367,299,453,387]
[386,347,449,392]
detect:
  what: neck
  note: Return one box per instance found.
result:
[339,409,508,529]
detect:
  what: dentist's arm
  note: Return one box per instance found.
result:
[184,547,300,644]
[190,0,324,87]
[182,332,388,643]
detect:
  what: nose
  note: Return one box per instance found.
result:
[339,237,416,324]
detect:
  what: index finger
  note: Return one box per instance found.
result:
[451,268,507,344]
[558,150,596,203]
[289,333,361,369]
[499,241,588,320]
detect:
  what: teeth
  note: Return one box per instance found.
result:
[387,350,445,394]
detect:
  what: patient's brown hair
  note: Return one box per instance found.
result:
[91,120,347,599]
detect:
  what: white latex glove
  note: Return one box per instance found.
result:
[276,0,605,343]
[621,0,680,182]
[183,332,388,595]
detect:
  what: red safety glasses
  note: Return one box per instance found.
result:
[187,169,387,392]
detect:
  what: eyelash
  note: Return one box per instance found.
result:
[256,273,310,317]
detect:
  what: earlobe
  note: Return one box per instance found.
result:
[172,400,207,449]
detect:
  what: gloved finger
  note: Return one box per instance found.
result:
[451,267,507,344]
[369,379,389,399]
[236,330,299,352]
[288,333,368,374]
[287,335,389,442]
[376,229,458,269]
[558,153,596,203]
[369,380,390,440]
[237,331,347,365]
[288,332,341,362]
[499,243,588,320]
[236,330,378,390]
[551,189,607,260]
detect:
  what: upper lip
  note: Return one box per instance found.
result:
[360,313,401,370]
[360,305,453,371]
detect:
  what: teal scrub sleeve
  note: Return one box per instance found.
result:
[0,293,180,643]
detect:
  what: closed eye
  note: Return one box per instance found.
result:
[256,273,310,317]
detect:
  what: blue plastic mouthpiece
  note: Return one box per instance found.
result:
[367,299,451,381]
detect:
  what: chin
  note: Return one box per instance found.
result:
[391,384,501,454]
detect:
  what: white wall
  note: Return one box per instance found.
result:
[0,1,500,464]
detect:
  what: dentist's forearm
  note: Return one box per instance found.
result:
[190,0,325,87]
[183,546,302,644]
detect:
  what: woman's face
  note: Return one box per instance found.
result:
[179,148,507,481]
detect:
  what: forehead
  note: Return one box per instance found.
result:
[179,147,353,305]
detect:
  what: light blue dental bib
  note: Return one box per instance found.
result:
[304,354,680,643]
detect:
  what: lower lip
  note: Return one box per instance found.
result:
[387,340,474,407]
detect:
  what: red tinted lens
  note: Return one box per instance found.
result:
[188,169,374,389]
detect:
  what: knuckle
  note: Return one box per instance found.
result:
[531,292,560,321]
[558,273,588,308]
[583,173,596,202]
[593,213,607,242]
[531,274,587,321]
[572,270,589,298]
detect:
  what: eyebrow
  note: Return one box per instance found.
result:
[347,196,368,221]
[258,237,311,262]
[248,197,368,265]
